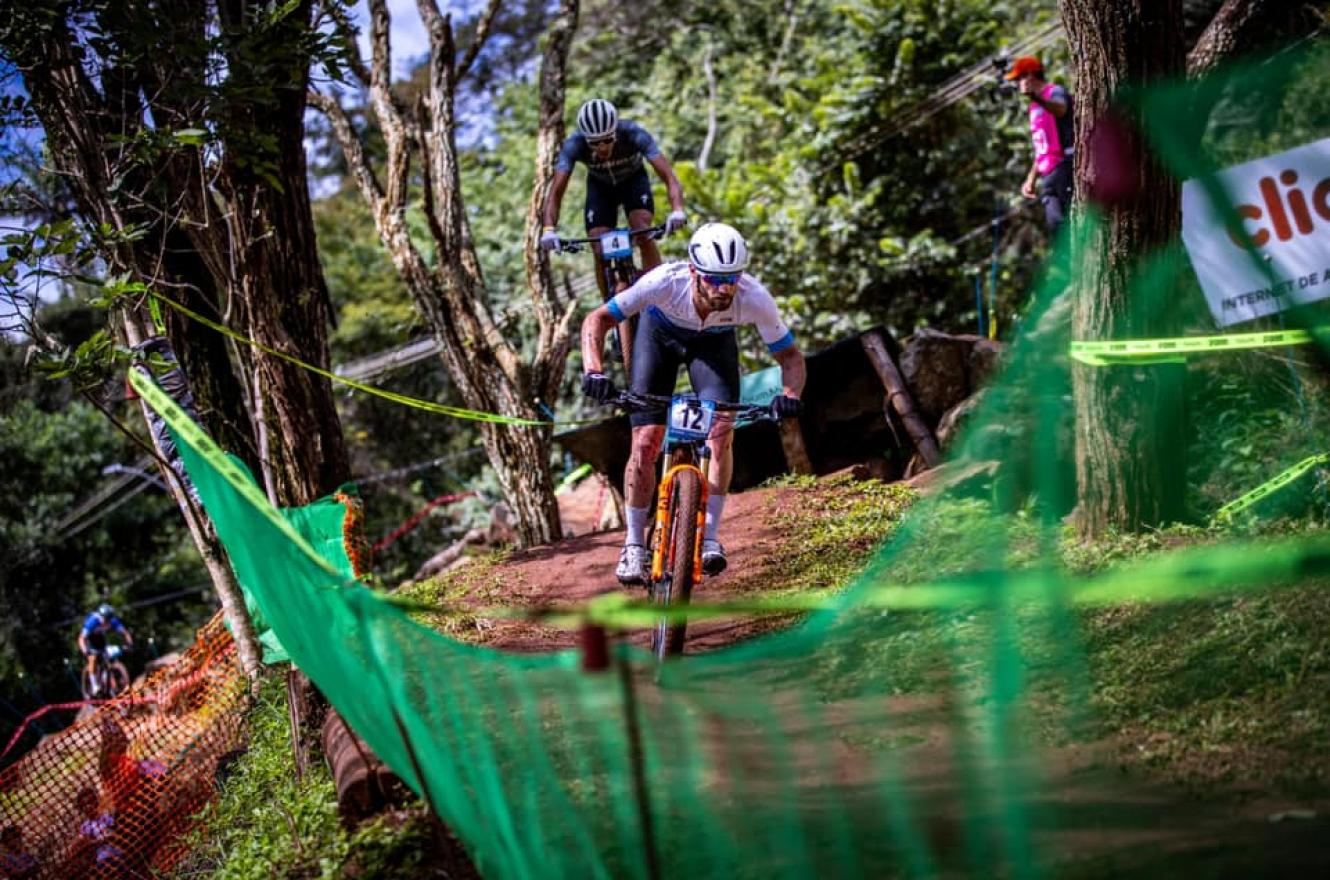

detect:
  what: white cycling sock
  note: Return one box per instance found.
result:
[704,493,727,542]
[626,505,651,547]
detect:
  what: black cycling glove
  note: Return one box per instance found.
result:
[581,371,617,405]
[769,394,803,420]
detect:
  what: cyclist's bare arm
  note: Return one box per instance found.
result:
[774,345,807,399]
[543,169,573,228]
[647,154,685,214]
[580,304,618,373]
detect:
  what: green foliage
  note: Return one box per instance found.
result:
[560,0,1061,345]
[1186,352,1330,523]
[182,673,446,880]
[0,360,209,717]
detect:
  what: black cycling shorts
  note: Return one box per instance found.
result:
[628,307,741,428]
[584,170,655,231]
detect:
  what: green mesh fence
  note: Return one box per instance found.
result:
[134,43,1330,879]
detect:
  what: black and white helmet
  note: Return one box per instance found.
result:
[688,222,749,273]
[576,98,618,140]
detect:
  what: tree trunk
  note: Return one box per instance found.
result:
[1060,0,1188,535]
[2,1,350,671]
[314,0,580,547]
[211,0,350,506]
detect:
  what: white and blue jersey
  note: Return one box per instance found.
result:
[606,261,796,354]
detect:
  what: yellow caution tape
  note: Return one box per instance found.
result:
[147,291,607,428]
[1214,452,1330,522]
[1071,327,1324,366]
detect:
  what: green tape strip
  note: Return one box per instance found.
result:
[148,291,607,428]
[554,462,594,495]
[388,527,1330,630]
[148,295,166,334]
[1214,452,1330,522]
[1070,327,1321,366]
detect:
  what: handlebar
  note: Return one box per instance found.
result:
[556,224,667,254]
[612,390,775,423]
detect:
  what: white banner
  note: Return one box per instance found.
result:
[1181,138,1330,326]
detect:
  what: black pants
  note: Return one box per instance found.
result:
[628,308,740,428]
[1039,157,1074,235]
[584,169,655,230]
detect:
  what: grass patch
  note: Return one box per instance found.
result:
[394,548,512,642]
[862,500,1330,793]
[180,673,451,879]
[1083,584,1330,793]
[757,472,916,593]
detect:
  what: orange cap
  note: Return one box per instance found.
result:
[1004,56,1044,80]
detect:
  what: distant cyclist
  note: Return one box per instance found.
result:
[541,98,688,301]
[580,222,807,584]
[78,603,133,696]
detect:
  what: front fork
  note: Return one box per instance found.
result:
[649,446,711,584]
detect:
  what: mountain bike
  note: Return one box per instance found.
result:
[616,391,773,660]
[557,224,666,374]
[81,644,131,700]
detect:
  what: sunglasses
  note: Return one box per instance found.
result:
[699,272,741,286]
[587,134,615,147]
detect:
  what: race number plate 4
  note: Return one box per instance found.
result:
[600,229,633,260]
[667,397,715,442]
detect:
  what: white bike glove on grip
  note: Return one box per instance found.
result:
[539,228,562,251]
[664,210,687,234]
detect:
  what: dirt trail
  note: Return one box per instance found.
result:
[450,483,804,652]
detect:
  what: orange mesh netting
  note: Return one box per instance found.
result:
[0,614,245,880]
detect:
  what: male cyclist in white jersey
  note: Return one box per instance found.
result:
[540,98,688,303]
[579,222,806,584]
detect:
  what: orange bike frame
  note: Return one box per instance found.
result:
[649,459,710,583]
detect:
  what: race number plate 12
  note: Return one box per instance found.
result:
[668,397,715,442]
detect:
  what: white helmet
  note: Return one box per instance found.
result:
[688,222,749,273]
[576,99,618,140]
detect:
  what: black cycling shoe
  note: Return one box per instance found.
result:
[701,539,727,576]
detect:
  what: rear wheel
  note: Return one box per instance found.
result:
[105,661,130,697]
[650,466,701,659]
[610,258,639,375]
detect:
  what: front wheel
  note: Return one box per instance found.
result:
[649,467,702,660]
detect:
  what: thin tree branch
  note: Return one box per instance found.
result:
[306,90,384,216]
[456,0,503,82]
[697,41,718,172]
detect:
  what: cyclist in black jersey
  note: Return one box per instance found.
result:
[541,99,688,302]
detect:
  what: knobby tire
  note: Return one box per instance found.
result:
[651,466,701,659]
[81,657,130,700]
[107,661,130,697]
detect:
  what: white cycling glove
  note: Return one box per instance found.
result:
[539,228,562,251]
[664,210,687,235]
